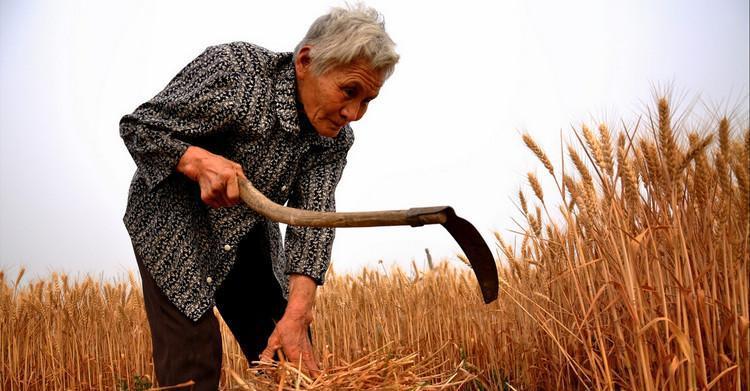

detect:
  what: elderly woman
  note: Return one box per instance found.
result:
[120,5,398,390]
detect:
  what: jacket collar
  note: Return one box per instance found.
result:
[271,53,336,148]
[272,53,302,136]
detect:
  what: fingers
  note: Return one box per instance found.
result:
[262,321,320,375]
[261,333,281,362]
[183,149,249,208]
[199,180,222,209]
[300,341,320,374]
[224,163,247,206]
[236,165,248,180]
[197,158,246,208]
[280,333,320,374]
[260,344,280,362]
[225,174,240,206]
[200,176,231,208]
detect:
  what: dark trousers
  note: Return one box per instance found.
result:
[134,227,287,391]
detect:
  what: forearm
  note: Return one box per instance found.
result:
[120,118,190,190]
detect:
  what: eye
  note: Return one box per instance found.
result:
[342,86,357,98]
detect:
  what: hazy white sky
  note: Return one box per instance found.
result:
[1,0,748,280]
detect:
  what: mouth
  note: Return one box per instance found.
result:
[311,119,343,138]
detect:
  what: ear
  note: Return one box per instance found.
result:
[294,46,313,78]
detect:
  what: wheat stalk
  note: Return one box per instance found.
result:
[3,96,747,391]
[598,124,615,176]
[523,133,555,176]
[527,172,544,203]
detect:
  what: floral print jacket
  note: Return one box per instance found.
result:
[120,42,353,321]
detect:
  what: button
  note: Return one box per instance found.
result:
[223,244,232,252]
[206,276,213,284]
[281,185,287,191]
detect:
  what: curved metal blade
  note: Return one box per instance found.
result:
[440,208,499,304]
[239,177,498,303]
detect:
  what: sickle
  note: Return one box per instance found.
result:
[239,177,498,303]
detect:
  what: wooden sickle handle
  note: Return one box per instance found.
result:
[239,177,499,304]
[238,177,449,228]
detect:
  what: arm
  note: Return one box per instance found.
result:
[261,127,354,372]
[120,44,247,192]
[261,274,319,372]
[283,133,352,282]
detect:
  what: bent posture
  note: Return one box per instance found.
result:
[120,5,398,390]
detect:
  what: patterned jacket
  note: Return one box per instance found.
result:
[120,42,354,321]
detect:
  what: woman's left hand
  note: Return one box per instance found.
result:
[261,274,320,375]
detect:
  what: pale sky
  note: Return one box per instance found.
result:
[1,0,748,280]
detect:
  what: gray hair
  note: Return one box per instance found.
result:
[295,4,399,79]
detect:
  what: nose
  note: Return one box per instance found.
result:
[340,101,364,123]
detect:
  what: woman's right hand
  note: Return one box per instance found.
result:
[177,146,247,208]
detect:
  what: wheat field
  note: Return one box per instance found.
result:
[1,97,748,390]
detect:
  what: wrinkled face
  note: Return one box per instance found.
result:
[295,47,385,138]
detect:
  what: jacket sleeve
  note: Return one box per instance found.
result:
[119,44,247,190]
[284,127,355,284]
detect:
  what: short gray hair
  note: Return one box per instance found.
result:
[295,4,399,79]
